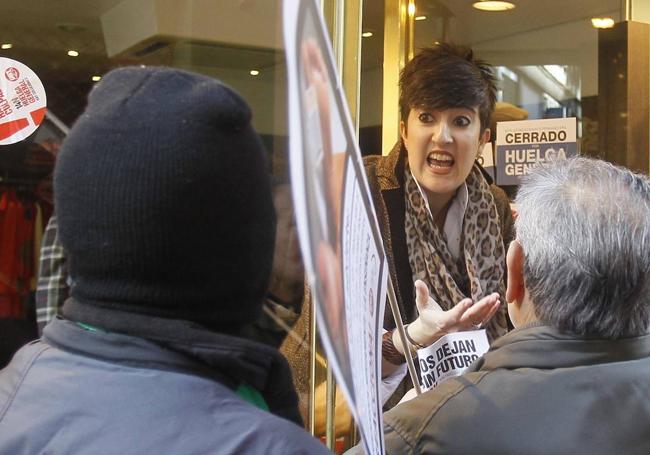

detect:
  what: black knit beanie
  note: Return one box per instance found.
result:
[54,66,275,330]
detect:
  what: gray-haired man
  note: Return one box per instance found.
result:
[371,157,650,454]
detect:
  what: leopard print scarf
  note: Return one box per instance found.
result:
[404,164,509,342]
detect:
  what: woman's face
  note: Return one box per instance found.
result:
[401,106,489,206]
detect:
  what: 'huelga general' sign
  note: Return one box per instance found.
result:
[495,117,577,185]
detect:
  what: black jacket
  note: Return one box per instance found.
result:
[0,315,331,454]
[377,324,650,454]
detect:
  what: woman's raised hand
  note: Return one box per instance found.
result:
[408,280,501,347]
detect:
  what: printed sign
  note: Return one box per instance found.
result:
[495,117,577,185]
[477,141,494,181]
[284,1,387,454]
[0,58,47,145]
[416,330,490,392]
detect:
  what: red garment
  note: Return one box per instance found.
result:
[0,190,35,318]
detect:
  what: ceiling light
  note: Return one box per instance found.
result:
[1,43,12,50]
[67,50,79,57]
[407,3,416,16]
[415,15,427,21]
[249,70,260,76]
[591,17,615,29]
[472,1,516,12]
[92,76,101,82]
[362,31,373,38]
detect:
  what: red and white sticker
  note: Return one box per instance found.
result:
[0,57,47,145]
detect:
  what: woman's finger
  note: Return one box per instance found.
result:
[439,298,473,329]
[479,299,502,326]
[414,280,429,313]
[460,293,499,325]
[414,280,444,315]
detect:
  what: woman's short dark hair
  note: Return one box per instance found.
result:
[399,43,497,132]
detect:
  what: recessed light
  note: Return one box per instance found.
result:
[362,31,373,38]
[591,17,615,29]
[249,70,260,76]
[1,43,12,50]
[67,50,79,57]
[415,15,427,21]
[92,76,101,82]
[472,1,516,12]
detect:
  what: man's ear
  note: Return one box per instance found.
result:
[505,240,525,305]
[400,120,407,143]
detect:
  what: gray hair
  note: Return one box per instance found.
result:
[515,156,650,338]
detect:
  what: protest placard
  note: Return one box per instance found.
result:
[495,117,577,185]
[284,1,387,453]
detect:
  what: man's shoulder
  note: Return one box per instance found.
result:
[385,371,489,424]
[0,338,329,454]
[236,409,331,454]
[381,371,491,451]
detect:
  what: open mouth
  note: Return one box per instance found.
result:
[427,152,454,168]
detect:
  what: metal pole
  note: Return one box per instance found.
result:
[621,0,631,21]
[325,365,336,449]
[309,293,317,434]
[386,275,422,395]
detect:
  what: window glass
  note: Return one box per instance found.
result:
[411,0,622,161]
[359,1,384,156]
[0,0,310,409]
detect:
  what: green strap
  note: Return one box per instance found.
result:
[235,384,269,412]
[76,322,104,332]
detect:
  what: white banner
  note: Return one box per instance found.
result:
[416,330,490,392]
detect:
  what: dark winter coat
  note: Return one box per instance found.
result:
[0,317,331,454]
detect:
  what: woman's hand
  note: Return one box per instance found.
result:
[398,280,501,350]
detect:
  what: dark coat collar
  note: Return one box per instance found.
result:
[373,142,405,190]
[470,324,650,372]
[51,300,303,426]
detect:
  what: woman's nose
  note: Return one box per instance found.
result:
[431,122,452,144]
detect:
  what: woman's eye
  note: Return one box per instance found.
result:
[418,112,434,123]
[454,116,471,127]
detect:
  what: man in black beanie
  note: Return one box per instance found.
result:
[0,67,330,454]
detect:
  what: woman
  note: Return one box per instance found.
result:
[367,43,514,404]
[282,43,513,421]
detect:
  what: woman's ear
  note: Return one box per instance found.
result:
[480,128,491,147]
[476,128,490,160]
